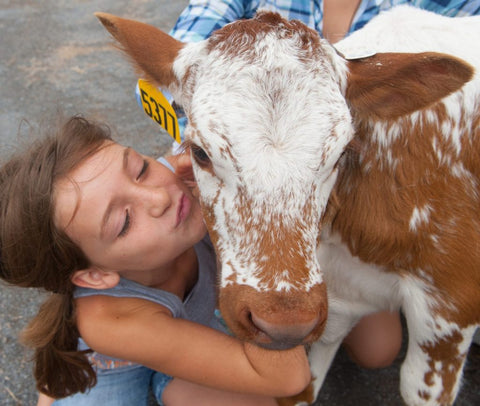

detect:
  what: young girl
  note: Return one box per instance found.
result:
[0,115,310,406]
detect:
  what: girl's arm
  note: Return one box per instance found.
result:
[76,295,310,397]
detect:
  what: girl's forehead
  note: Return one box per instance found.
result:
[68,141,119,182]
[52,142,122,231]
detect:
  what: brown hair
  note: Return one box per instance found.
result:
[0,115,113,398]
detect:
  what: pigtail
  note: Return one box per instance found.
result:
[21,292,97,398]
[0,115,113,399]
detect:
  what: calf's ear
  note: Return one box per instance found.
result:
[346,52,474,120]
[95,12,199,106]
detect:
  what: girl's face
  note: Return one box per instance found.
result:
[54,142,206,277]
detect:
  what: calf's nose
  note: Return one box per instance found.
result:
[250,311,320,348]
[219,283,328,348]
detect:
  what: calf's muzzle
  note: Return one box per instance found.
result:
[219,282,327,350]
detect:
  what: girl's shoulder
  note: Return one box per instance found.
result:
[75,294,174,356]
[75,276,187,317]
[75,294,173,328]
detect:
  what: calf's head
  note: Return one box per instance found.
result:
[95,11,473,348]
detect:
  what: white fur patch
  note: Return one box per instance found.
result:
[409,205,433,232]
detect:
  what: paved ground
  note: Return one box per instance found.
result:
[0,1,479,405]
[1,1,185,404]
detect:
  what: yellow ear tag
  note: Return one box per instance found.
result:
[137,79,181,144]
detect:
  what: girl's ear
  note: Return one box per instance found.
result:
[71,267,120,290]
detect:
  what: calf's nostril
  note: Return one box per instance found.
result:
[249,311,320,344]
[238,308,261,335]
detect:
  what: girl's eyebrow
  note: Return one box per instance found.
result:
[100,147,131,239]
[123,146,132,170]
[100,201,114,240]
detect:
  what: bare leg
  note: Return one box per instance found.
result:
[343,311,402,368]
[162,378,278,406]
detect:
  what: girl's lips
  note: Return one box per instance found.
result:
[176,193,191,227]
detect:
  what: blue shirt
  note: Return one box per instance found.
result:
[170,0,480,42]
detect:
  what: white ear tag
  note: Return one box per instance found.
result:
[340,48,377,60]
[137,79,181,144]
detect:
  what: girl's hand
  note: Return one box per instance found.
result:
[165,153,199,198]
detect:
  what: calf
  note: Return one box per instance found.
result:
[95,6,479,405]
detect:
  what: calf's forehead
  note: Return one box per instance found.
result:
[178,16,355,293]
[187,44,352,193]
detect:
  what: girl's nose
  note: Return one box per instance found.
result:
[144,187,171,218]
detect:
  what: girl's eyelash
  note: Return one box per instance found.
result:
[118,210,130,237]
[118,158,147,238]
[136,159,149,180]
[119,158,147,239]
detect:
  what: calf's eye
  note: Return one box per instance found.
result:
[191,144,211,168]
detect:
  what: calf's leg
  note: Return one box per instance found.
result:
[400,282,476,406]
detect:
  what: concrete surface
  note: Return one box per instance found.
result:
[0,1,479,405]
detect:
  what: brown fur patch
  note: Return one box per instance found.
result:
[207,11,321,63]
[421,330,466,404]
[227,184,320,291]
[331,99,480,325]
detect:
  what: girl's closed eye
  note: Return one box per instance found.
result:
[118,209,130,238]
[136,159,149,180]
[118,159,148,239]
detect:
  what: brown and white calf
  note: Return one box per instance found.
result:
[96,6,479,405]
